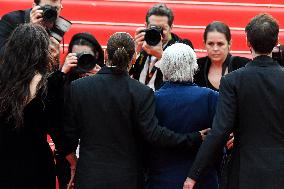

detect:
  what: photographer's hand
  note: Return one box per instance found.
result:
[142,39,163,59]
[134,27,146,53]
[61,53,78,74]
[30,6,43,25]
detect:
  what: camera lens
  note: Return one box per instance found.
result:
[42,6,58,23]
[77,53,97,72]
[145,29,161,46]
[144,26,162,46]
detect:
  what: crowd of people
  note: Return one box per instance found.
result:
[0,0,284,189]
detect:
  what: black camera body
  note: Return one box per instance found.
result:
[37,5,71,42]
[40,5,58,23]
[76,52,97,72]
[143,25,163,46]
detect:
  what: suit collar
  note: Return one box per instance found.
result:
[246,55,279,67]
[161,81,197,89]
[97,66,129,75]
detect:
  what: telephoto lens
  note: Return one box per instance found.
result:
[40,5,58,23]
[144,25,163,46]
[76,52,97,72]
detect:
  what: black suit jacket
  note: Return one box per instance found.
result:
[64,67,201,189]
[0,9,30,56]
[189,55,284,189]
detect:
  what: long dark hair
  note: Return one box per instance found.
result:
[0,24,52,128]
[106,32,135,71]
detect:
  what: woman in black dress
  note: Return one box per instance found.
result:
[0,24,74,189]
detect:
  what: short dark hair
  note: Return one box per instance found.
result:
[107,32,135,71]
[245,13,279,54]
[34,0,61,5]
[146,4,174,27]
[203,21,231,43]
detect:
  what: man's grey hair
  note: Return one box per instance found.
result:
[160,43,198,83]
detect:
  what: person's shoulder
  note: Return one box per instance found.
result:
[194,85,218,96]
[1,9,27,23]
[170,33,194,49]
[129,77,151,91]
[231,56,251,68]
[197,56,208,69]
[70,75,94,88]
[197,56,208,64]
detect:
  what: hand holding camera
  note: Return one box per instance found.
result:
[61,53,78,74]
[62,52,98,74]
[30,4,71,43]
[30,6,43,25]
[134,27,146,53]
[135,25,164,59]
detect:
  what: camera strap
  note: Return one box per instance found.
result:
[145,56,158,85]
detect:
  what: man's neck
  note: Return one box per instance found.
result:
[251,49,272,59]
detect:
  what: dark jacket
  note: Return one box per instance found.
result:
[63,67,202,189]
[0,71,70,189]
[146,82,219,189]
[0,9,30,56]
[194,54,250,91]
[130,33,193,90]
[189,56,284,189]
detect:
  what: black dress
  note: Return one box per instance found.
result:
[0,71,70,189]
[194,54,250,91]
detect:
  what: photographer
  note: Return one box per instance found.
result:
[61,32,104,81]
[130,3,194,91]
[0,0,65,62]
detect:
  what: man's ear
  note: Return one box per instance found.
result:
[275,38,279,47]
[145,22,148,28]
[246,37,251,48]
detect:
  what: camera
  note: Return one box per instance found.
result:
[272,45,284,67]
[76,52,97,72]
[40,5,58,23]
[38,5,72,42]
[48,16,72,42]
[142,25,163,46]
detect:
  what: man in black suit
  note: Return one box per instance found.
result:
[0,0,62,58]
[129,3,194,91]
[183,13,284,189]
[63,32,208,189]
